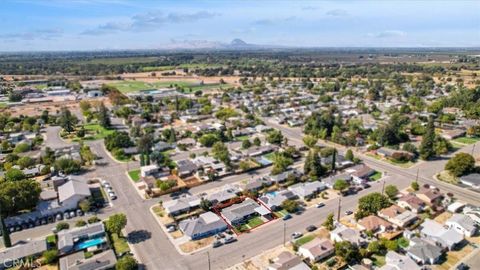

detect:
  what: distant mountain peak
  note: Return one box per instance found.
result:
[230,38,248,46]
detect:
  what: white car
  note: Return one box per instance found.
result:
[291,232,303,239]
[108,192,117,200]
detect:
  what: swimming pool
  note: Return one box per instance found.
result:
[265,191,278,197]
[75,237,106,250]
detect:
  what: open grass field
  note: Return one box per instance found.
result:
[453,136,480,145]
[72,123,114,141]
[107,80,229,93]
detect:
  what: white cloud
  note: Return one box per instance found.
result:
[368,30,406,38]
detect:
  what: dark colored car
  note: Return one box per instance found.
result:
[306,225,317,232]
[282,214,292,220]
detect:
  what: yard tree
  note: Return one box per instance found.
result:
[104,131,133,151]
[419,117,435,160]
[242,139,252,149]
[0,179,41,247]
[266,130,284,145]
[54,158,81,174]
[253,137,261,146]
[136,134,154,154]
[345,149,354,161]
[79,100,91,113]
[445,153,475,177]
[200,198,212,211]
[106,213,127,235]
[335,241,360,264]
[97,102,111,128]
[302,135,318,149]
[115,255,138,270]
[355,192,391,220]
[331,148,337,171]
[212,142,231,167]
[411,181,419,191]
[322,213,335,231]
[271,152,293,175]
[16,156,34,169]
[198,134,219,147]
[4,168,26,181]
[57,107,78,133]
[385,185,399,200]
[78,199,91,213]
[333,179,350,192]
[281,199,299,213]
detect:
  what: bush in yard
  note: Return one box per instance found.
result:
[445,153,475,177]
[42,250,58,264]
[75,220,87,227]
[106,213,127,235]
[411,181,419,191]
[385,185,399,199]
[56,222,69,231]
[281,199,299,213]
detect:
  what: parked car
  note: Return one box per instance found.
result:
[64,212,70,219]
[306,225,317,232]
[291,232,303,239]
[456,263,469,270]
[69,211,76,218]
[109,192,117,200]
[345,210,353,215]
[76,209,84,216]
[212,240,223,248]
[223,236,237,244]
[167,225,176,233]
[316,203,325,208]
[282,214,292,221]
[56,213,63,221]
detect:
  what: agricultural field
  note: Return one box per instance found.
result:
[107,80,230,93]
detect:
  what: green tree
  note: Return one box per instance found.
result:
[445,153,475,177]
[302,135,318,148]
[13,143,30,153]
[97,102,111,128]
[57,107,78,133]
[115,255,138,270]
[56,222,70,231]
[104,131,133,151]
[78,199,91,213]
[106,213,127,235]
[253,137,261,146]
[411,181,419,191]
[271,152,293,175]
[266,130,284,145]
[355,192,391,220]
[242,139,252,149]
[4,168,26,181]
[17,156,35,169]
[419,117,436,160]
[333,179,350,192]
[212,142,231,166]
[200,198,212,211]
[42,250,58,264]
[345,149,354,161]
[322,213,335,231]
[54,158,81,174]
[281,199,299,213]
[198,134,219,147]
[335,241,360,264]
[385,185,399,200]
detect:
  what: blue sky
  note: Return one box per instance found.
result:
[0,0,479,51]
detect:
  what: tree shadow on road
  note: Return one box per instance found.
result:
[127,229,152,244]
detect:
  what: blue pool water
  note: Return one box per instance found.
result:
[266,191,278,197]
[75,237,105,250]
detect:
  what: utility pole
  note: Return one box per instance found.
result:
[415,168,419,183]
[337,197,341,221]
[472,144,476,156]
[283,222,286,247]
[207,251,211,270]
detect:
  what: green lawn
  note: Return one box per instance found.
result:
[0,102,7,108]
[295,234,315,246]
[263,152,276,161]
[370,171,383,181]
[235,135,250,141]
[453,136,480,145]
[46,235,56,245]
[247,216,264,228]
[274,209,289,218]
[128,169,141,182]
[371,254,386,267]
[73,123,114,141]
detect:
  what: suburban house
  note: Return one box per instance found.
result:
[152,141,175,152]
[297,237,335,262]
[406,237,443,265]
[57,179,92,209]
[397,194,426,213]
[0,239,47,269]
[179,212,228,240]
[258,190,296,211]
[265,170,301,184]
[416,188,443,205]
[322,173,352,189]
[349,164,376,184]
[208,187,239,205]
[237,178,263,192]
[379,251,421,270]
[267,251,310,270]
[59,249,117,270]
[378,205,418,228]
[57,223,107,255]
[163,195,201,216]
[459,173,480,189]
[445,214,477,237]
[463,205,480,225]
[287,181,326,200]
[175,159,198,177]
[221,198,271,226]
[330,224,366,246]
[140,164,169,178]
[357,215,394,234]
[420,219,464,250]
